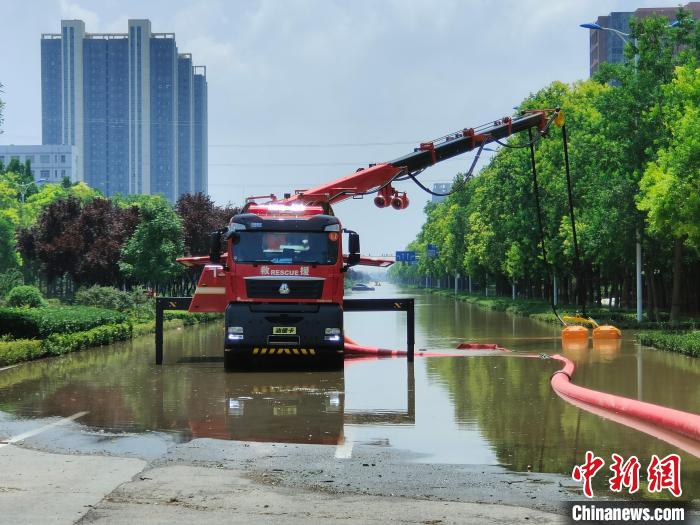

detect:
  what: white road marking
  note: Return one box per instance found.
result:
[0,411,89,449]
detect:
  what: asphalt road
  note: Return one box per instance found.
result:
[0,413,573,524]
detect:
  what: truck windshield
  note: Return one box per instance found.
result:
[233,231,339,265]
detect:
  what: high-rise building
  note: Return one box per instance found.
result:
[193,66,208,195]
[588,2,700,76]
[177,54,194,196]
[40,19,208,200]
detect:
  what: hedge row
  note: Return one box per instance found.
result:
[637,331,700,357]
[0,322,133,367]
[0,340,43,366]
[0,306,127,339]
[42,323,133,356]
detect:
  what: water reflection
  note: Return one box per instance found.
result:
[0,286,698,499]
[0,337,414,446]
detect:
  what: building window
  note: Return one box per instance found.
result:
[60,154,66,163]
[61,170,66,177]
[40,154,50,163]
[25,155,35,163]
[40,170,50,179]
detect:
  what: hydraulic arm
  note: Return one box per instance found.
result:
[282,111,553,208]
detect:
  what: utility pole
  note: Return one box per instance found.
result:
[636,229,642,322]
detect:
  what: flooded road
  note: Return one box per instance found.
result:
[0,284,698,499]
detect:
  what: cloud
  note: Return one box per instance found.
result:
[58,0,99,28]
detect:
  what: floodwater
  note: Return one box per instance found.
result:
[0,284,698,499]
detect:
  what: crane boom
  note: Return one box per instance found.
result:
[283,111,551,207]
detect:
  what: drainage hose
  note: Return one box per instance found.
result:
[344,337,700,446]
[550,354,700,442]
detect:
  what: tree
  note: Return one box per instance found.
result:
[0,215,18,273]
[73,199,140,285]
[176,192,239,256]
[120,196,185,287]
[30,197,83,282]
[638,65,700,322]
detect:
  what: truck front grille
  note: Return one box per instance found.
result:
[245,278,324,299]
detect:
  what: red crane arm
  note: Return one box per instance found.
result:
[283,163,403,206]
[281,110,554,207]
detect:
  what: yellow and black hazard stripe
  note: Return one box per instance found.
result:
[252,347,316,356]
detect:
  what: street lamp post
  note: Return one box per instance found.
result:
[580,22,644,322]
[18,178,48,203]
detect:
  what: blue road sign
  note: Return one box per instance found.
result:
[396,251,417,263]
[427,244,439,258]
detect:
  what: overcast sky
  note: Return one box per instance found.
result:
[0,0,685,256]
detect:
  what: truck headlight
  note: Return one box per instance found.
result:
[227,326,244,340]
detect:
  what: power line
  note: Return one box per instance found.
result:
[209,141,419,148]
[208,156,486,168]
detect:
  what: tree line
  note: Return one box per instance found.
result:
[0,156,238,297]
[389,12,700,322]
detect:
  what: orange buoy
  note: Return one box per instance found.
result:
[561,325,589,340]
[592,325,622,339]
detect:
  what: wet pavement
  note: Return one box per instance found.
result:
[0,284,698,510]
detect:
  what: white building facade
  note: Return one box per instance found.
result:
[0,144,79,183]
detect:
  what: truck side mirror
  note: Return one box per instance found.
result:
[209,230,223,264]
[348,231,360,256]
[344,230,361,269]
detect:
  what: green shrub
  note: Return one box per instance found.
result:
[637,331,700,357]
[129,285,151,306]
[0,269,24,299]
[42,323,133,356]
[75,285,135,311]
[6,285,46,308]
[0,339,44,367]
[0,306,127,339]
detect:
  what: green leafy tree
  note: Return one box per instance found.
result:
[119,196,185,287]
[0,215,18,273]
[638,65,700,322]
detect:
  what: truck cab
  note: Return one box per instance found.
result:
[191,203,359,369]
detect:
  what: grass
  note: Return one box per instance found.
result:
[636,331,700,357]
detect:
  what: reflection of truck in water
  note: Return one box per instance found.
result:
[187,371,345,445]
